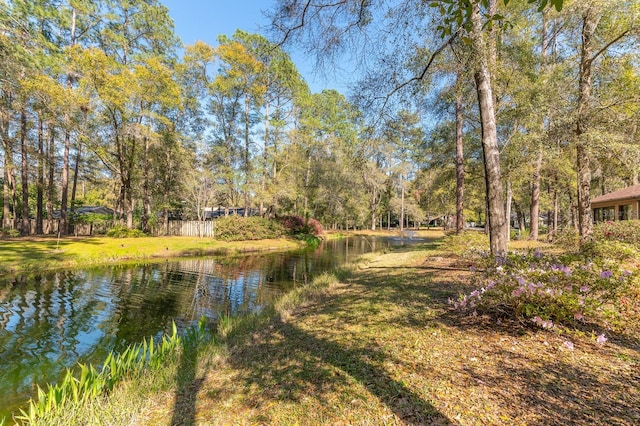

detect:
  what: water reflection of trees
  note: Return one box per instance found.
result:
[0,236,394,417]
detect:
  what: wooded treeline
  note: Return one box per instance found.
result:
[270,0,640,253]
[1,0,639,249]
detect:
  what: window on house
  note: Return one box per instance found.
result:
[594,207,615,222]
[619,204,631,221]
[593,208,602,223]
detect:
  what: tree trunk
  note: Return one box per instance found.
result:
[530,12,549,241]
[244,95,250,217]
[633,124,639,185]
[2,166,10,228]
[550,185,559,241]
[36,117,44,234]
[484,197,490,235]
[304,152,312,215]
[505,180,512,241]
[576,6,600,239]
[60,128,70,235]
[529,149,543,240]
[471,3,507,254]
[11,156,17,229]
[125,182,134,229]
[60,9,77,236]
[455,85,465,234]
[261,97,269,215]
[46,125,55,227]
[142,135,151,233]
[71,140,82,211]
[400,174,405,232]
[163,205,169,235]
[2,124,14,229]
[20,108,30,235]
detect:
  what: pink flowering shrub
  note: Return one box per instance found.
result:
[451,250,637,330]
[279,215,323,236]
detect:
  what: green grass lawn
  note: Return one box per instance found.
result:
[0,236,303,276]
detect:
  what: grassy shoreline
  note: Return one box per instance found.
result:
[22,234,639,425]
[0,236,306,276]
[0,228,440,276]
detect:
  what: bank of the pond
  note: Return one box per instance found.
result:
[0,228,446,276]
[0,236,305,276]
[25,234,639,425]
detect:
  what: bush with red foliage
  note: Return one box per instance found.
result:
[279,215,323,236]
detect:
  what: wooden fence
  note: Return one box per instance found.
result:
[157,220,215,237]
[4,219,216,238]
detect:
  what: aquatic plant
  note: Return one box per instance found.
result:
[14,318,207,425]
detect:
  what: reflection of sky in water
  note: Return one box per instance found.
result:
[0,236,412,419]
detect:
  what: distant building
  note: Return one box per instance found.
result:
[591,184,640,222]
[202,207,260,219]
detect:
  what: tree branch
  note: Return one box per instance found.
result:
[589,28,632,64]
[276,0,312,48]
[377,30,460,112]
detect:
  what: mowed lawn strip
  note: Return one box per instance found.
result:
[0,236,303,276]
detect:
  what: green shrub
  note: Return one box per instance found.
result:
[581,239,639,261]
[106,226,146,238]
[298,233,321,248]
[443,231,489,256]
[553,227,580,251]
[592,220,640,247]
[510,229,530,240]
[214,216,285,241]
[1,228,20,238]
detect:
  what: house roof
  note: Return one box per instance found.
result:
[591,184,640,205]
[76,206,114,215]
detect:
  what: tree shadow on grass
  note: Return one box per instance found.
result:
[171,341,207,426]
[0,241,66,265]
[226,316,452,425]
[351,265,470,312]
[434,289,640,424]
[459,344,640,424]
[194,245,637,424]
[208,256,459,424]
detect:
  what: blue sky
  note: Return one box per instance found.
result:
[160,0,340,93]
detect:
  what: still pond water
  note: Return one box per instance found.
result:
[0,236,419,419]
